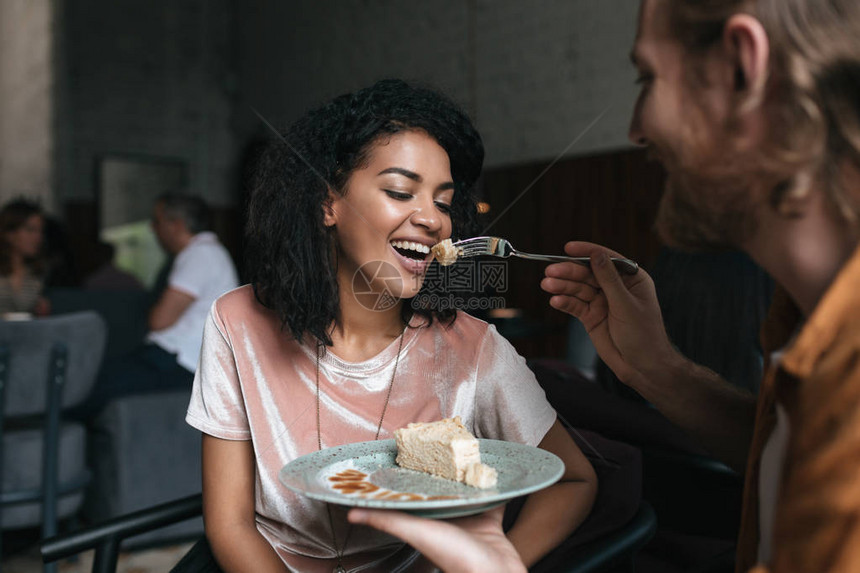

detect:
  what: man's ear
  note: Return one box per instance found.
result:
[323,189,339,227]
[174,218,191,236]
[723,14,770,110]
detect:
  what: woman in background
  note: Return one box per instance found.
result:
[0,198,49,317]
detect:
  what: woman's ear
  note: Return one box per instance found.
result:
[723,14,770,110]
[323,189,339,227]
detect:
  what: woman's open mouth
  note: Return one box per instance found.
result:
[390,240,432,274]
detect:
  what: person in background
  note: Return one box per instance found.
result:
[0,198,50,317]
[73,193,239,417]
[42,215,80,288]
[147,193,239,354]
[81,240,145,291]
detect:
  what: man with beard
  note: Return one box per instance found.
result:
[541,0,860,571]
[350,0,860,572]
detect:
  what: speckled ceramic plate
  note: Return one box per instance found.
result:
[279,439,564,519]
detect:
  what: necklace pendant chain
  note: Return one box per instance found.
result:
[316,325,407,572]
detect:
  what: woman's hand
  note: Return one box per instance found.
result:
[348,506,526,573]
[541,241,676,384]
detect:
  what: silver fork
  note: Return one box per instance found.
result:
[452,236,639,275]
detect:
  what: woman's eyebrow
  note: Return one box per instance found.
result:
[377,167,455,190]
[378,167,421,181]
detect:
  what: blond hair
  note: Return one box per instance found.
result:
[670,0,860,221]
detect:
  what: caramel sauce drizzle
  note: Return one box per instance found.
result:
[328,469,461,501]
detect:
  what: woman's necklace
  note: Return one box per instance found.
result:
[315,327,406,573]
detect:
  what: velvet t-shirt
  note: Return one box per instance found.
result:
[186,285,556,572]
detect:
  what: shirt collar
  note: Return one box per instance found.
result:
[781,243,860,378]
[189,231,217,245]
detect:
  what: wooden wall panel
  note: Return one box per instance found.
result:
[57,148,664,362]
[479,147,666,359]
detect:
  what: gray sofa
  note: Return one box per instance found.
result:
[47,288,204,547]
[85,391,202,546]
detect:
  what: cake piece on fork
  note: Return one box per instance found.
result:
[431,239,460,266]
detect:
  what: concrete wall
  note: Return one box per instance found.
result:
[13,1,640,212]
[56,0,238,207]
[0,0,55,210]
[236,0,640,168]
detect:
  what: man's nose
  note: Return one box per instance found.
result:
[628,113,647,146]
[628,94,650,146]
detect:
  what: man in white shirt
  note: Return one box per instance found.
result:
[146,193,239,374]
[75,193,239,418]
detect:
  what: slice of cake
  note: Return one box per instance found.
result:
[431,239,460,266]
[464,461,498,489]
[394,417,497,489]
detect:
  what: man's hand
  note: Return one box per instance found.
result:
[348,506,526,573]
[543,241,756,470]
[541,241,676,384]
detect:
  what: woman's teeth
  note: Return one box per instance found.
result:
[391,240,430,260]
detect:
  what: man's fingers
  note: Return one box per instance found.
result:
[348,508,428,539]
[540,277,600,302]
[544,262,600,290]
[549,293,609,331]
[588,250,631,305]
[549,295,589,319]
[348,508,491,572]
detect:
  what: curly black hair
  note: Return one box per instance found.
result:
[0,198,45,276]
[245,79,484,345]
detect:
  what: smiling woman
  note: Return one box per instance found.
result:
[324,130,455,300]
[245,79,484,346]
[183,79,597,573]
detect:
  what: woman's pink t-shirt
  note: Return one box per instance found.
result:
[186,285,556,572]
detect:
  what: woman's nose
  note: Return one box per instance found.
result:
[410,197,442,231]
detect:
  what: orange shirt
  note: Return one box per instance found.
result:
[738,245,860,572]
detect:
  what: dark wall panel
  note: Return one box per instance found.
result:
[480,147,665,359]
